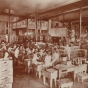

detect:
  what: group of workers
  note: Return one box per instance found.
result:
[0,40,71,70]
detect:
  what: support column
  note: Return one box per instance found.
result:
[79,8,82,40]
[48,19,52,35]
[63,13,65,26]
[16,22,17,29]
[35,12,38,42]
[40,18,42,42]
[8,9,10,44]
[26,18,28,31]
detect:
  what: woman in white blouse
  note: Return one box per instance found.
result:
[32,51,42,65]
[44,51,52,67]
[52,48,59,66]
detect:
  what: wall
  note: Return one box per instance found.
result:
[12,19,88,41]
[75,24,87,38]
[49,27,67,37]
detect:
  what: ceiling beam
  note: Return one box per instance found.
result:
[0,12,22,17]
[39,0,80,14]
[40,9,80,20]
[39,1,88,19]
[16,15,35,22]
[40,6,88,20]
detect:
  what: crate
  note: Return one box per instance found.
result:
[0,83,12,88]
[0,60,13,88]
[0,60,13,70]
[0,68,13,77]
[61,61,72,66]
[0,76,13,85]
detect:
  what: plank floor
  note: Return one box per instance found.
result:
[13,65,88,88]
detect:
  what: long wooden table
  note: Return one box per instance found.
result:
[54,64,75,80]
[53,64,87,81]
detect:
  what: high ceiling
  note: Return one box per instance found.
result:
[0,0,88,23]
[0,0,80,15]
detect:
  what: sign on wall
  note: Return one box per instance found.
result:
[49,27,67,37]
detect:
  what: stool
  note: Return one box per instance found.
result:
[42,68,58,88]
[76,73,88,83]
[34,64,44,79]
[57,78,73,88]
[74,64,87,80]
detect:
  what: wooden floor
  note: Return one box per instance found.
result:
[13,65,88,88]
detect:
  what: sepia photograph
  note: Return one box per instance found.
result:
[0,0,88,88]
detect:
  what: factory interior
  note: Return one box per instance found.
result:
[1,0,88,88]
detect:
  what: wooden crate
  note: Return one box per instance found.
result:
[0,83,12,88]
[0,76,13,85]
[61,61,72,66]
[0,68,13,77]
[0,60,13,70]
[0,60,13,88]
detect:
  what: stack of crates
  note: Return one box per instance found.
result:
[0,59,13,88]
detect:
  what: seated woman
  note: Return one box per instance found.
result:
[24,46,31,59]
[14,45,20,64]
[4,47,12,60]
[0,41,7,58]
[39,48,44,57]
[19,44,25,61]
[19,44,25,54]
[51,48,60,66]
[43,50,52,68]
[32,50,43,66]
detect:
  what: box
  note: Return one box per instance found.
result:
[0,83,12,88]
[0,68,13,77]
[0,60,13,88]
[0,60,13,70]
[0,76,13,85]
[61,61,72,66]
